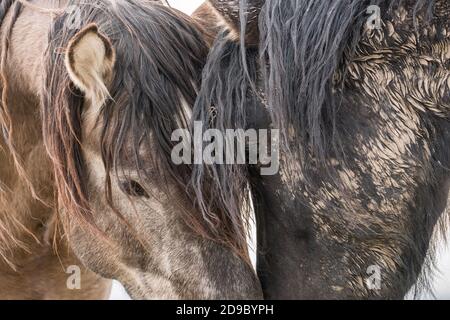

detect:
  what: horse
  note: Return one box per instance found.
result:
[0,0,261,299]
[192,0,450,299]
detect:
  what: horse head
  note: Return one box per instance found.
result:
[195,0,450,299]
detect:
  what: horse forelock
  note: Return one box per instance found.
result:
[190,30,260,253]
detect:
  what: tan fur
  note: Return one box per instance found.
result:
[192,2,239,44]
[0,0,111,300]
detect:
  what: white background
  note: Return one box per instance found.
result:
[109,0,450,300]
[167,0,204,14]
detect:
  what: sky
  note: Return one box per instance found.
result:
[111,0,450,300]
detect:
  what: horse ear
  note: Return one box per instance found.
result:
[207,0,264,46]
[192,2,222,45]
[65,23,115,105]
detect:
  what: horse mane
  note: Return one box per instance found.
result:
[189,30,260,247]
[0,0,34,270]
[0,0,15,21]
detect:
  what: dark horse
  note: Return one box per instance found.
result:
[0,0,261,299]
[193,0,450,299]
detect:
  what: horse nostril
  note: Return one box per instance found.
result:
[121,180,149,198]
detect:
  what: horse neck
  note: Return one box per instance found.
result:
[3,1,64,94]
[0,1,63,267]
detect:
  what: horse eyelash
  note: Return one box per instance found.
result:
[120,180,149,198]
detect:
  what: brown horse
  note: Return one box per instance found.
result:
[0,0,261,299]
[193,0,450,299]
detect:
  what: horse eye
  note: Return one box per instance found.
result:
[121,180,149,198]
